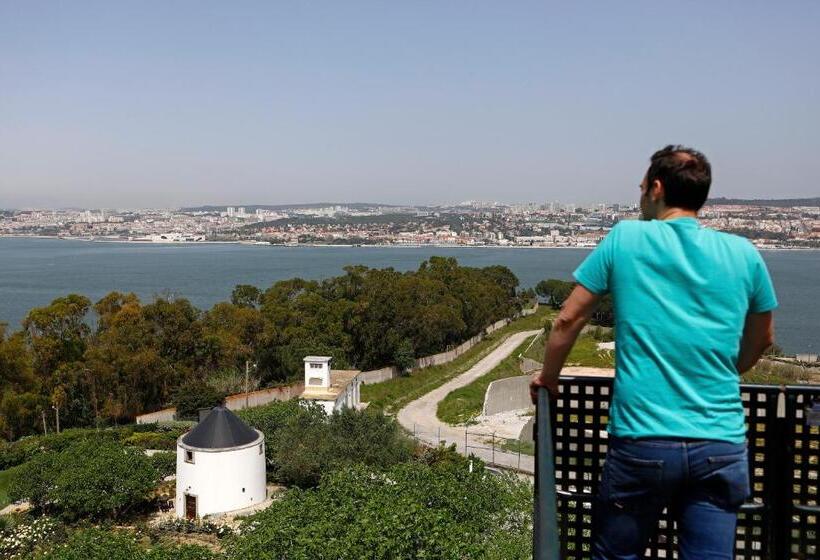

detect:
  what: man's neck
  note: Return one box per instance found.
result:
[658,207,697,221]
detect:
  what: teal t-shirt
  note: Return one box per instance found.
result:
[573,217,778,443]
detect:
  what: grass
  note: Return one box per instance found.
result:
[498,438,535,456]
[523,331,615,368]
[437,335,538,425]
[0,467,14,509]
[741,358,815,385]
[361,307,551,414]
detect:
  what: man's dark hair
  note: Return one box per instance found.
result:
[647,145,711,211]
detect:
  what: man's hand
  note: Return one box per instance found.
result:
[530,373,559,405]
[530,284,602,405]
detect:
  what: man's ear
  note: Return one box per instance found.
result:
[652,179,664,203]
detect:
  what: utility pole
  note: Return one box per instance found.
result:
[245,360,250,408]
[42,410,48,435]
[244,361,257,409]
[52,404,60,434]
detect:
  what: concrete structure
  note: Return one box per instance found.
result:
[482,376,534,416]
[175,406,266,519]
[300,356,361,414]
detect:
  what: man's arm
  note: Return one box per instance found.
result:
[736,311,775,374]
[530,285,602,403]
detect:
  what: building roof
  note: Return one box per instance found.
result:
[301,369,360,401]
[304,356,332,363]
[181,406,260,449]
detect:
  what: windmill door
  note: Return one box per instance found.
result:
[184,494,197,519]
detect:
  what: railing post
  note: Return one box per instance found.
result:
[518,439,522,470]
[770,388,792,560]
[534,387,560,560]
[438,427,441,445]
[492,431,496,465]
[465,428,468,455]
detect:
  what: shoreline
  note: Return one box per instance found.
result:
[1,234,818,251]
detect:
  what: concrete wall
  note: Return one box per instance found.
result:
[482,375,533,416]
[136,384,305,423]
[519,416,534,442]
[136,407,177,424]
[412,317,513,370]
[358,366,400,385]
[224,383,305,411]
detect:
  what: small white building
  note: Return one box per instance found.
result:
[175,406,266,519]
[300,356,361,415]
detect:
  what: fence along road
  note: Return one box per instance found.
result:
[397,329,542,473]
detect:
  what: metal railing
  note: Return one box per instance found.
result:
[547,377,819,560]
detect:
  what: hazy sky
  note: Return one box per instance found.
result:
[1,2,818,209]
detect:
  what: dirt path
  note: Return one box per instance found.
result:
[397,329,542,473]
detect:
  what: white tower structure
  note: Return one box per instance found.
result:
[304,356,332,389]
[175,406,266,519]
[300,356,361,415]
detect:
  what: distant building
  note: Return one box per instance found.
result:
[227,207,235,217]
[175,406,266,519]
[299,356,361,414]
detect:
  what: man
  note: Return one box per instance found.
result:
[530,145,777,560]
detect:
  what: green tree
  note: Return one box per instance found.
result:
[172,381,226,419]
[0,324,35,392]
[230,284,262,308]
[8,439,159,520]
[23,295,91,377]
[393,338,416,374]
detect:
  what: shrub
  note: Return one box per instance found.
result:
[123,431,178,450]
[29,527,218,560]
[9,440,160,521]
[0,429,120,470]
[239,401,414,488]
[0,516,62,559]
[172,381,226,420]
[152,517,233,539]
[226,462,532,559]
[148,451,177,479]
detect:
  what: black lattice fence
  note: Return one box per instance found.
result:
[552,377,819,560]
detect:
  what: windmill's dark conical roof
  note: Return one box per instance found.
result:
[181,406,259,449]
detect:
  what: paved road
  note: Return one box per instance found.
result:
[397,329,542,474]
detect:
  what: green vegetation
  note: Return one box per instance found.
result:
[225,462,532,560]
[523,331,615,368]
[0,467,13,509]
[437,335,538,425]
[499,438,535,456]
[0,525,218,560]
[172,381,227,420]
[741,358,814,385]
[238,400,414,488]
[0,424,188,471]
[361,307,551,414]
[7,439,160,521]
[535,277,614,326]
[1,257,524,439]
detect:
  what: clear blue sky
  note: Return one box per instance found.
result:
[1,1,818,208]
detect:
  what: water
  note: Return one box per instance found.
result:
[0,237,817,354]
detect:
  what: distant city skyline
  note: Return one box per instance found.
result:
[1,2,819,208]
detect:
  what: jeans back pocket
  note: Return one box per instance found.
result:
[701,451,750,511]
[600,447,665,510]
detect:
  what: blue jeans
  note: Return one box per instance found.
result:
[592,436,750,560]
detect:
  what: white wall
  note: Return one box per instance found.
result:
[175,432,266,518]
